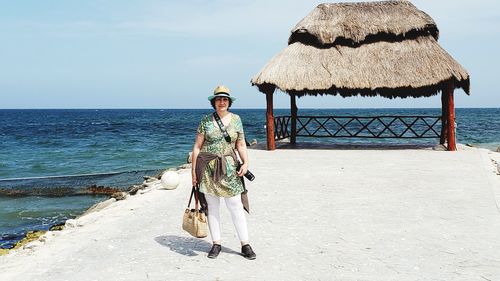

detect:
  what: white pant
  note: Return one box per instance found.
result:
[204,193,249,243]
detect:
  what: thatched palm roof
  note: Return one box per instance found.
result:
[289,0,439,46]
[251,0,470,98]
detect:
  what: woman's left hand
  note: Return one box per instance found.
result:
[237,163,248,177]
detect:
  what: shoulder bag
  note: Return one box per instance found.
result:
[182,186,208,238]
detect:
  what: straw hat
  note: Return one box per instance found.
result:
[208,85,236,102]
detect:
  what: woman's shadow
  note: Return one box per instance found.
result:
[155,235,240,257]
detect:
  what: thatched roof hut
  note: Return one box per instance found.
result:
[251,0,469,151]
[252,0,469,98]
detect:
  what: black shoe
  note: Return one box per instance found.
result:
[207,244,221,259]
[241,244,256,260]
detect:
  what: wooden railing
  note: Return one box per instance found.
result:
[274,115,442,140]
[274,116,291,140]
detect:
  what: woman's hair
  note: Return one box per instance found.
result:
[210,98,232,109]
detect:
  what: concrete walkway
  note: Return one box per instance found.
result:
[1,145,500,281]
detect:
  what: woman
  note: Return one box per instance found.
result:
[191,85,256,260]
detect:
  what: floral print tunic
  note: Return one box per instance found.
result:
[197,113,245,197]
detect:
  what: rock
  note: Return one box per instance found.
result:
[465,143,475,147]
[65,219,77,228]
[143,176,158,183]
[496,146,500,153]
[49,223,65,231]
[13,230,46,249]
[81,185,121,195]
[139,188,153,194]
[154,169,166,178]
[23,241,43,250]
[144,179,160,187]
[38,234,49,243]
[111,191,127,201]
[82,198,116,215]
[187,152,193,163]
[152,181,164,189]
[0,187,77,197]
[128,184,145,195]
[250,139,258,146]
[65,219,82,228]
[178,164,191,170]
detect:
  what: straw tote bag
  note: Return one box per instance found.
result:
[182,186,208,238]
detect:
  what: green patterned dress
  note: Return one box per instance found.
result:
[197,113,245,197]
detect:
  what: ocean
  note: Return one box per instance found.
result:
[0,108,499,248]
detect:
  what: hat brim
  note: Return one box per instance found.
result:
[208,94,236,102]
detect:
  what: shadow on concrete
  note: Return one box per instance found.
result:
[154,235,241,257]
[250,141,442,151]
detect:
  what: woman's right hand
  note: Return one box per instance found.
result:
[191,132,204,187]
[191,172,197,187]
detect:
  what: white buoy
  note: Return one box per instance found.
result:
[160,171,180,190]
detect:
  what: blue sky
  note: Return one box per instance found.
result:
[0,0,498,109]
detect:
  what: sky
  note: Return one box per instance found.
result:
[0,0,498,109]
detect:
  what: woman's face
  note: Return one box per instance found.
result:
[214,97,229,111]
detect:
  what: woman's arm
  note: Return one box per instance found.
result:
[236,137,248,177]
[191,133,204,186]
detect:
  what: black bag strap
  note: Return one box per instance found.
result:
[187,186,199,209]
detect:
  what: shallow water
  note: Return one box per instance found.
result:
[0,196,105,248]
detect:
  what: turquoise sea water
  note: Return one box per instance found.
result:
[0,108,499,248]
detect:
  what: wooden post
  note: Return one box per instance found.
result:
[265,90,276,150]
[290,94,297,145]
[440,90,448,145]
[445,81,456,151]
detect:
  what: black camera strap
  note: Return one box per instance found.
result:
[213,112,232,144]
[212,112,243,169]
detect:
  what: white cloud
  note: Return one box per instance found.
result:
[4,1,497,39]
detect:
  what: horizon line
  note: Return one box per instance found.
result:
[0,107,498,110]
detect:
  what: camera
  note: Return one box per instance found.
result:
[237,163,255,181]
[243,170,255,181]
